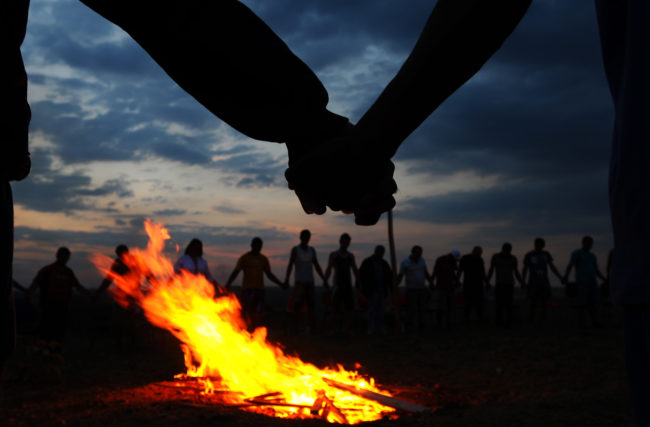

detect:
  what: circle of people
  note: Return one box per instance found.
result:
[16,231,609,343]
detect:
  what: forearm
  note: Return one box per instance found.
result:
[355,0,531,158]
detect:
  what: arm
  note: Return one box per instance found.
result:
[311,249,326,283]
[264,263,286,289]
[351,254,360,287]
[354,0,532,158]
[563,261,574,284]
[521,262,529,285]
[71,272,91,298]
[514,259,524,288]
[225,268,240,291]
[284,247,296,284]
[548,260,563,283]
[486,258,495,285]
[324,252,334,285]
[12,280,27,293]
[596,262,607,282]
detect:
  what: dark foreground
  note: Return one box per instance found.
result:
[1,289,635,426]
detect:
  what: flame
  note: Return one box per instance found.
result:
[92,220,396,423]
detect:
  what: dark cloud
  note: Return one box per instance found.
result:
[212,205,247,215]
[12,154,134,214]
[153,209,187,217]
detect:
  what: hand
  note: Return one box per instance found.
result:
[285,127,397,225]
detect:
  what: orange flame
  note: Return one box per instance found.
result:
[91,220,395,423]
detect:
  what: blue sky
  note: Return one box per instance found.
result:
[12,0,614,287]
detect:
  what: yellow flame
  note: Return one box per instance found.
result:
[92,219,395,423]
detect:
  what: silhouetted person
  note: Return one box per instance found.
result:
[432,250,460,329]
[284,229,326,334]
[487,243,524,328]
[457,246,488,322]
[563,236,606,328]
[174,238,219,292]
[324,233,359,334]
[396,246,431,332]
[27,247,89,353]
[94,244,141,351]
[359,245,392,335]
[226,237,286,330]
[522,238,563,323]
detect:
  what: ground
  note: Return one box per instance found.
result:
[1,289,635,426]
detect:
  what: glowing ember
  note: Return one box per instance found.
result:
[91,220,397,423]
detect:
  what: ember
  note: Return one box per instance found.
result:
[92,220,423,423]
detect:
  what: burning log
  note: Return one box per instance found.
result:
[323,378,430,413]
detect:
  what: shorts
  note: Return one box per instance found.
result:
[528,281,551,301]
[574,282,599,307]
[241,288,265,315]
[332,283,354,311]
[293,281,315,312]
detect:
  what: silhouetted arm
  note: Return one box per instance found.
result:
[548,259,563,282]
[354,0,532,158]
[225,268,240,291]
[350,254,360,287]
[563,261,574,285]
[284,247,297,284]
[323,252,335,287]
[263,263,286,289]
[486,257,495,286]
[514,258,524,287]
[311,249,326,284]
[11,280,27,293]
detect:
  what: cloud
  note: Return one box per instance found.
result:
[212,205,247,215]
[12,153,134,214]
[153,209,187,217]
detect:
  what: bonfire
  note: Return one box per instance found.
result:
[92,220,426,424]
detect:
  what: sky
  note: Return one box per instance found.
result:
[12,0,614,288]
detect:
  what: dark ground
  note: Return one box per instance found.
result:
[1,288,635,426]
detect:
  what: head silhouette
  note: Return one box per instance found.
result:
[56,247,71,265]
[299,229,311,246]
[251,237,263,253]
[339,233,351,250]
[185,239,203,258]
[534,237,545,251]
[410,245,423,261]
[115,244,129,259]
[501,243,512,255]
[472,246,483,257]
[582,236,594,251]
[374,245,386,258]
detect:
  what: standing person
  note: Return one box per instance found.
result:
[396,246,432,332]
[174,238,219,293]
[562,236,606,328]
[284,229,326,334]
[431,250,460,330]
[522,238,563,323]
[487,243,524,328]
[27,247,90,354]
[324,233,359,334]
[359,245,392,335]
[457,246,488,322]
[94,244,142,352]
[226,237,287,330]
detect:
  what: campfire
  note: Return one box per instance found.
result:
[92,220,427,424]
